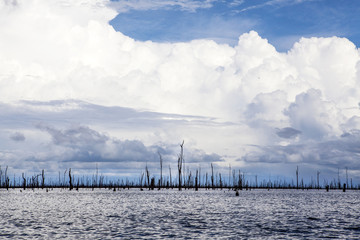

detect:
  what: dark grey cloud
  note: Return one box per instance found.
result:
[238,132,360,183]
[184,149,225,164]
[36,123,157,163]
[33,121,224,170]
[276,127,301,139]
[0,100,229,170]
[36,123,108,148]
[10,132,25,142]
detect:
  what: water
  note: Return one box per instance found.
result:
[1,188,360,239]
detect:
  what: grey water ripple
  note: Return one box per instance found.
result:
[1,189,360,239]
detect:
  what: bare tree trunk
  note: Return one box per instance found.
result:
[338,167,341,189]
[4,166,9,190]
[150,177,155,190]
[195,169,199,191]
[22,173,26,190]
[96,164,99,188]
[69,168,73,191]
[211,163,214,190]
[199,166,201,188]
[228,164,231,189]
[296,166,299,189]
[206,172,208,189]
[346,167,348,190]
[178,141,184,191]
[183,142,185,189]
[219,173,223,190]
[145,165,150,190]
[41,169,45,189]
[158,152,163,189]
[169,165,172,189]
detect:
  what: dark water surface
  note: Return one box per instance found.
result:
[1,188,360,239]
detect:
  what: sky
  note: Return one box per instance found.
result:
[0,0,360,185]
[109,0,360,51]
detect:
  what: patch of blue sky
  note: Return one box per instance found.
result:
[109,0,360,51]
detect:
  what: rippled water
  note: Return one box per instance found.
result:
[1,188,360,239]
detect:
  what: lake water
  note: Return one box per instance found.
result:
[1,188,359,239]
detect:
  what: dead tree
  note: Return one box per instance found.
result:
[187,171,192,188]
[338,168,341,189]
[228,164,231,188]
[69,168,73,190]
[145,165,150,190]
[41,169,45,189]
[199,166,201,188]
[219,173,223,190]
[22,173,26,190]
[159,152,163,189]
[211,163,214,190]
[346,167,348,190]
[76,179,79,191]
[169,165,172,188]
[150,177,155,190]
[4,166,9,190]
[195,169,199,191]
[296,166,299,189]
[206,172,208,189]
[178,140,184,191]
[96,164,99,188]
[232,170,236,189]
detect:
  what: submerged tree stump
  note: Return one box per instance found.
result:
[69,168,73,191]
[150,177,155,190]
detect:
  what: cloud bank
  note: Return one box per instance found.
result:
[0,0,360,182]
[0,100,226,176]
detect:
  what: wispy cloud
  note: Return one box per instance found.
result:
[229,0,245,7]
[109,0,216,13]
[238,0,315,12]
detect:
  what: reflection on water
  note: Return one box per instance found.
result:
[1,189,360,239]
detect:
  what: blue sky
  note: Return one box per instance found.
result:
[109,0,360,51]
[1,0,360,185]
